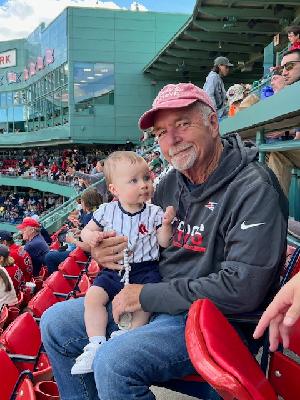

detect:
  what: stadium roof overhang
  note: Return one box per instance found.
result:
[143,0,300,85]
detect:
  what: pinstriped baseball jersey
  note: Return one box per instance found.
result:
[93,201,164,263]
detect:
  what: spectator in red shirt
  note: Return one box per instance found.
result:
[286,25,300,51]
[0,244,23,293]
[0,230,33,282]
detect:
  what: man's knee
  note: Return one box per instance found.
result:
[93,335,138,379]
[40,302,61,341]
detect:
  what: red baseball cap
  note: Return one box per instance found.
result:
[138,83,216,130]
[17,217,41,230]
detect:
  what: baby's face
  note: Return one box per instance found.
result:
[110,159,153,206]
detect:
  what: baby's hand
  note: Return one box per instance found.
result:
[89,231,106,247]
[163,206,176,225]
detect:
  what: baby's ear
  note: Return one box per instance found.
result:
[108,183,118,197]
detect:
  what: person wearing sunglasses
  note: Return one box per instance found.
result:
[280,49,300,86]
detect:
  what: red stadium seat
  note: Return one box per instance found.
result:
[34,380,59,400]
[87,259,101,278]
[27,286,59,318]
[69,247,88,262]
[58,257,83,276]
[38,267,48,281]
[49,240,60,250]
[185,299,280,400]
[6,305,20,325]
[43,271,75,294]
[0,348,35,400]
[268,319,300,399]
[0,312,53,383]
[77,274,91,296]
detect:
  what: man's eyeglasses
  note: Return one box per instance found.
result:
[153,120,193,140]
[278,61,300,73]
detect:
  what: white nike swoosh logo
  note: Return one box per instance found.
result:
[241,221,266,230]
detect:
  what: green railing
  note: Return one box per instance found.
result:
[0,175,78,198]
[40,180,103,233]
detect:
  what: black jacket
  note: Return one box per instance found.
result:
[140,134,288,315]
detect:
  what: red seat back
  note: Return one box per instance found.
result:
[34,380,59,400]
[39,267,48,281]
[0,312,41,372]
[268,319,300,400]
[58,257,82,276]
[44,271,75,294]
[186,299,277,400]
[69,247,88,262]
[28,286,58,318]
[0,312,40,356]
[78,274,91,295]
[87,259,101,278]
[0,349,36,400]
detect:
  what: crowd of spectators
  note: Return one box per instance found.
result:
[0,147,118,186]
[203,25,300,196]
[0,190,62,224]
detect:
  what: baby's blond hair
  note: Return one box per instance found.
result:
[104,151,146,185]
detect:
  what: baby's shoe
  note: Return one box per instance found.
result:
[71,336,105,375]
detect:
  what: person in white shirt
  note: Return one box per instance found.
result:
[0,266,18,309]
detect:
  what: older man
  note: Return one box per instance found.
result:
[17,217,49,276]
[41,83,287,400]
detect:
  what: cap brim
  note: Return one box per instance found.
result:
[16,224,25,230]
[227,63,234,67]
[138,98,198,130]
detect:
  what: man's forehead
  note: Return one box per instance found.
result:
[153,106,195,125]
[282,53,299,64]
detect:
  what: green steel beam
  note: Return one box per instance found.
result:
[159,53,250,65]
[158,56,205,65]
[148,69,259,82]
[198,6,294,20]
[193,20,281,34]
[0,223,17,233]
[165,47,209,58]
[232,0,300,5]
[166,49,211,59]
[184,30,269,45]
[175,38,261,54]
[0,176,77,197]
[152,63,200,72]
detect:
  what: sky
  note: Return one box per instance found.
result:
[0,0,196,42]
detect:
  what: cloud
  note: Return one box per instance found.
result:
[0,0,148,42]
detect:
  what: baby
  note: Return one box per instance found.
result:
[71,151,175,375]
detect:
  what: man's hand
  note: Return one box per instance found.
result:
[112,284,143,324]
[91,232,128,270]
[253,272,300,351]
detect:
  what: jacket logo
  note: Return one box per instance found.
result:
[173,221,206,253]
[138,224,148,234]
[241,221,265,230]
[204,201,218,211]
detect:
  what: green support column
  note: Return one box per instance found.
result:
[256,129,266,163]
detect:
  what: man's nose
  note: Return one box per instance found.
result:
[165,128,182,146]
